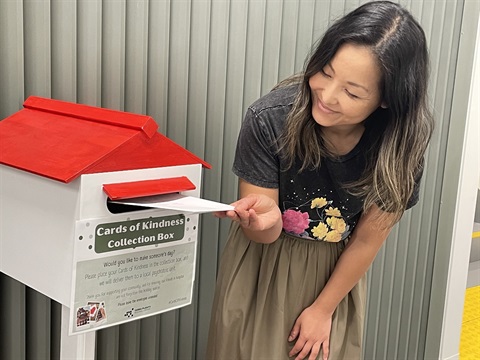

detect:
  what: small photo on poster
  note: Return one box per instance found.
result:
[76,306,90,327]
[76,301,107,329]
[89,301,107,323]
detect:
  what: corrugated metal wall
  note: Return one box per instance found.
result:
[0,0,471,359]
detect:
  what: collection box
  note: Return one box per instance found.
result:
[0,97,211,336]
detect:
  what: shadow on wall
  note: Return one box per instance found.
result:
[475,189,480,223]
[471,189,480,263]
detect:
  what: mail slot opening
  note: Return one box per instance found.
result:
[106,198,152,214]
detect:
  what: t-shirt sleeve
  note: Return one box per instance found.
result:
[232,107,279,188]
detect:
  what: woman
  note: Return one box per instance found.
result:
[207,1,433,359]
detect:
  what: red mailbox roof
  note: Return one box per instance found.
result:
[0,96,211,183]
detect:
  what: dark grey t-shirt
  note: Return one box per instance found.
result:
[233,85,419,241]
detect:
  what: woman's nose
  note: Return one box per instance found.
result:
[322,84,338,105]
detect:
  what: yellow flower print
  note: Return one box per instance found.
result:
[325,207,342,217]
[325,230,342,242]
[312,223,328,240]
[326,217,346,234]
[311,197,328,209]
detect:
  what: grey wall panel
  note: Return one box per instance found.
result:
[102,0,126,111]
[125,0,149,115]
[0,274,26,360]
[0,0,24,119]
[261,0,282,94]
[51,0,77,102]
[96,326,119,359]
[186,0,210,160]
[146,0,170,132]
[0,0,472,359]
[23,0,51,99]
[167,0,191,146]
[26,288,52,359]
[278,0,300,79]
[77,0,101,106]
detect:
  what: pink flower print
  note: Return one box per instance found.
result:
[282,209,310,235]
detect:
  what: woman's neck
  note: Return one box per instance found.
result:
[321,124,365,156]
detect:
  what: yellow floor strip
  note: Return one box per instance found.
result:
[460,286,480,359]
[472,231,480,239]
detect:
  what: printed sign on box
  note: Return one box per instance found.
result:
[69,211,198,335]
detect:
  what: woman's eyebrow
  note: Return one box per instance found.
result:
[328,63,370,93]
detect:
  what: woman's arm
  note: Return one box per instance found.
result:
[289,205,395,360]
[313,204,394,315]
[215,179,283,243]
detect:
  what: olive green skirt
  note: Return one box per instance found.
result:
[206,222,366,360]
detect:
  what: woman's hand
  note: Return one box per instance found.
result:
[214,179,283,243]
[217,193,280,230]
[288,306,332,360]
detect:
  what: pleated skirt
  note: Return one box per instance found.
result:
[206,222,366,360]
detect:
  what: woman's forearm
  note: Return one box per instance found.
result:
[311,206,393,316]
[311,236,383,315]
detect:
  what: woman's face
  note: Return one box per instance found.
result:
[309,43,385,131]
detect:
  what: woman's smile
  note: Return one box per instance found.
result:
[316,97,338,114]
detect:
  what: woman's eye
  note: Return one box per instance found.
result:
[321,70,332,78]
[345,90,359,99]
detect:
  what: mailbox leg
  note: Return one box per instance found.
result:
[60,305,96,359]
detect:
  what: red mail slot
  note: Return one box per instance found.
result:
[103,176,196,200]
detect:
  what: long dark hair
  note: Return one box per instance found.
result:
[279,1,434,222]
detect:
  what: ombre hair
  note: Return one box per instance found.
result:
[278,1,434,223]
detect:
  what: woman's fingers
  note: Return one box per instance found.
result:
[308,342,321,360]
[289,337,306,358]
[322,338,329,360]
[290,340,325,360]
[295,341,313,360]
[213,211,228,218]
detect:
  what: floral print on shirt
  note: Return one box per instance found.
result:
[282,197,351,242]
